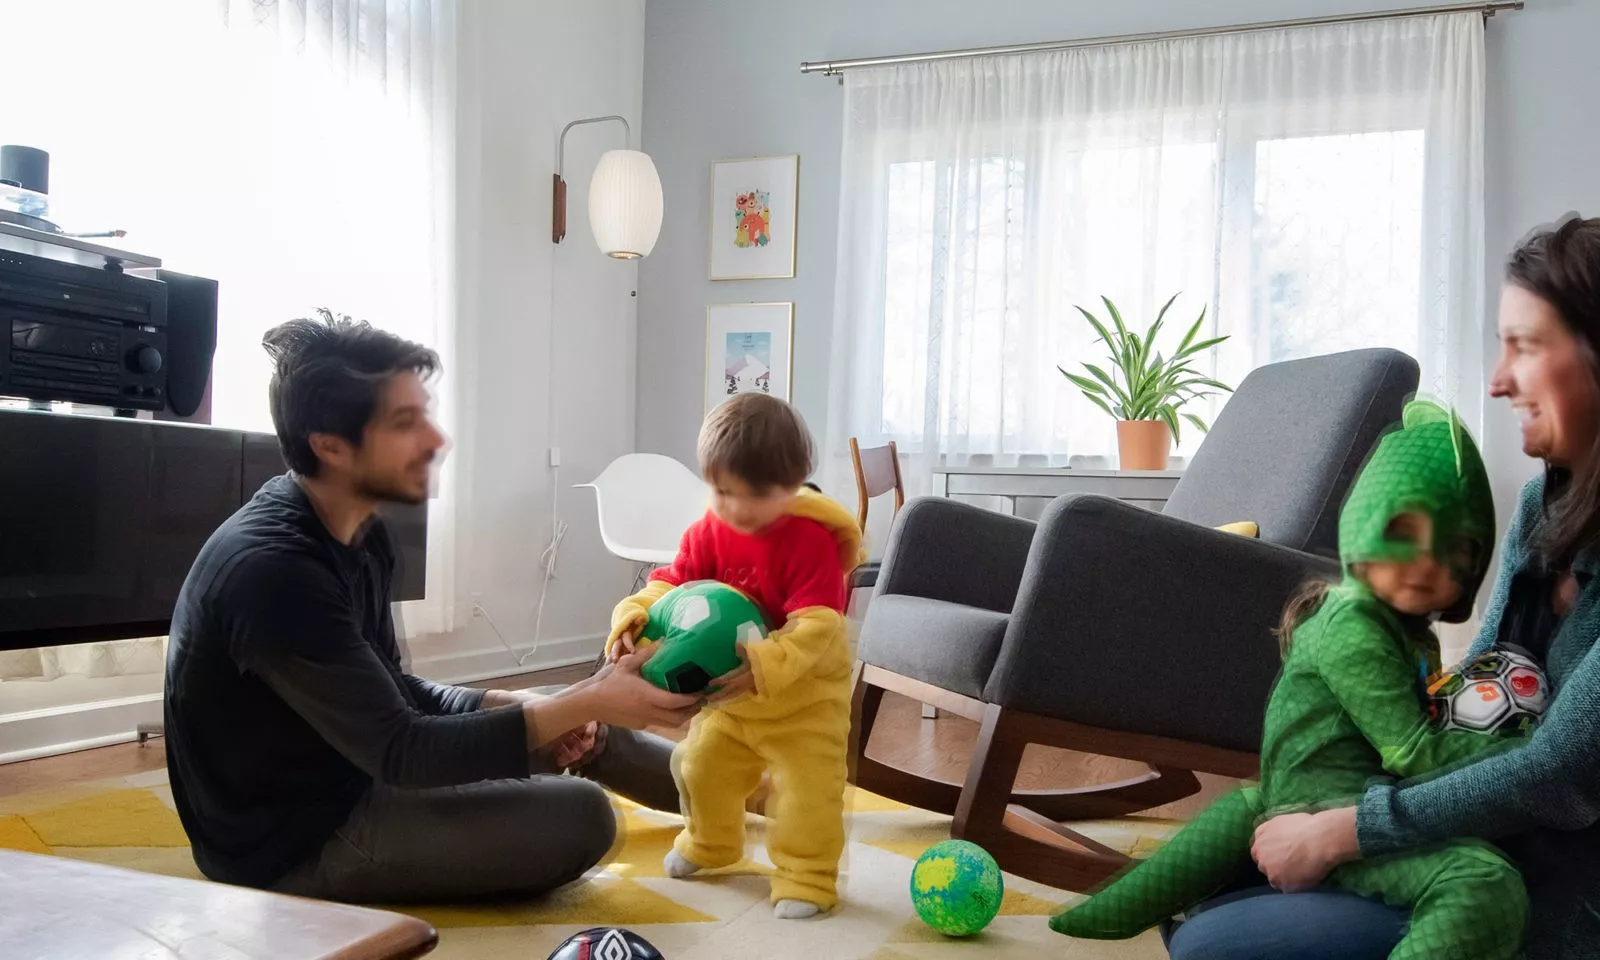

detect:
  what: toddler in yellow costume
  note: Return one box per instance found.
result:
[607,393,864,919]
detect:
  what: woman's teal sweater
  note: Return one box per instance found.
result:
[1359,474,1600,958]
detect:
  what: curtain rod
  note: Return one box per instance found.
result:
[800,0,1522,76]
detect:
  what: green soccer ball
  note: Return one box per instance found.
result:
[638,581,769,694]
[909,839,1004,937]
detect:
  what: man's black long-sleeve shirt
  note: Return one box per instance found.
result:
[164,475,530,888]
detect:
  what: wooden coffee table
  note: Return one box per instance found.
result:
[0,849,437,959]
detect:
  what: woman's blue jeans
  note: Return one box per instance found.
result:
[1164,881,1408,960]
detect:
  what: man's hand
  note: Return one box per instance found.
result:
[521,646,701,750]
[481,689,543,709]
[587,645,704,729]
[550,721,601,769]
[1251,806,1361,891]
[706,644,756,706]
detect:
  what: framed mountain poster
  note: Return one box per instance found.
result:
[705,302,794,413]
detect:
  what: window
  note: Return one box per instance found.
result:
[878,131,1428,460]
[0,0,455,693]
[829,14,1484,492]
[1250,131,1426,365]
[881,156,1026,449]
[0,0,448,434]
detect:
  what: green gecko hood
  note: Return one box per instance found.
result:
[1337,398,1495,623]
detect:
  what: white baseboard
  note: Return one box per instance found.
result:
[404,632,603,685]
[0,635,604,765]
[0,693,162,765]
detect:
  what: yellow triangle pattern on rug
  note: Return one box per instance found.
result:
[608,811,772,880]
[396,873,715,929]
[0,814,50,855]
[845,785,910,813]
[22,788,191,848]
[0,774,1178,959]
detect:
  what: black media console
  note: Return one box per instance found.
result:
[0,407,426,652]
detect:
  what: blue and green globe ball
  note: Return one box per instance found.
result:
[637,580,769,694]
[910,839,1004,936]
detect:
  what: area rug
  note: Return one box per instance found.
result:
[0,768,1180,959]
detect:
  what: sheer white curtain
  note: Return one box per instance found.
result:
[0,0,459,683]
[824,13,1486,531]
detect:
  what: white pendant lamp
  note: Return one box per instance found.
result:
[553,116,663,260]
[588,148,663,260]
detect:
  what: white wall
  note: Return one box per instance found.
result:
[407,0,648,681]
[636,0,1600,548]
[0,1,650,761]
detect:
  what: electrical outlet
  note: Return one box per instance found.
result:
[549,446,562,467]
[471,592,484,617]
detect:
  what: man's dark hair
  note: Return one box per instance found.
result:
[262,309,438,477]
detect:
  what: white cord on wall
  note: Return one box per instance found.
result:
[481,128,625,671]
[528,466,568,665]
[477,461,567,667]
[481,185,571,670]
[526,186,568,669]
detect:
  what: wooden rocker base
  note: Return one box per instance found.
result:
[850,663,1258,892]
[853,745,1201,823]
[963,803,1133,893]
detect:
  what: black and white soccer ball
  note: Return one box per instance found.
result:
[1427,645,1548,735]
[546,927,664,960]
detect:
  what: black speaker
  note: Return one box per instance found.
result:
[0,145,49,193]
[155,271,218,420]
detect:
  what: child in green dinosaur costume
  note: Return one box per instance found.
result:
[1051,399,1532,960]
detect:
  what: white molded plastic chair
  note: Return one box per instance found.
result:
[576,454,708,566]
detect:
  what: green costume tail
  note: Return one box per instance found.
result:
[1049,787,1262,939]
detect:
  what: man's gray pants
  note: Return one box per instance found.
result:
[272,723,679,903]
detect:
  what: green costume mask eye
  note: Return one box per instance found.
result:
[1337,398,1495,622]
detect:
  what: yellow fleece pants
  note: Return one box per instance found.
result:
[670,697,849,908]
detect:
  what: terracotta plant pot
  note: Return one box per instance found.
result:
[1117,420,1172,471]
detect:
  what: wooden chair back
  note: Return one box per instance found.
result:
[849,438,905,530]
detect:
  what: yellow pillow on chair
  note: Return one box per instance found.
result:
[1216,521,1259,538]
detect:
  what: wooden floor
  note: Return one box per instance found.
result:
[0,663,1236,819]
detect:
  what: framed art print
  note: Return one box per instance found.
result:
[709,155,798,280]
[705,302,794,413]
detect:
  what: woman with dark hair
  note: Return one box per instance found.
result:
[1166,216,1600,960]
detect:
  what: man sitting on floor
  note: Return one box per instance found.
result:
[163,309,699,902]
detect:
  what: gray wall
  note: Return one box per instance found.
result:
[638,0,1600,518]
[1479,0,1600,523]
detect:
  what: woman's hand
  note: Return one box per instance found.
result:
[1252,806,1361,891]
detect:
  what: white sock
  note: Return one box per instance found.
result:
[663,850,701,878]
[773,898,822,920]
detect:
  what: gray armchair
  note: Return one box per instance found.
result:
[850,348,1419,891]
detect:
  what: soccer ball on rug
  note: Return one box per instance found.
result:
[638,580,770,694]
[1427,644,1549,735]
[547,927,663,960]
[909,839,1004,937]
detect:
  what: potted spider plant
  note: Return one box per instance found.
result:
[1059,294,1233,470]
